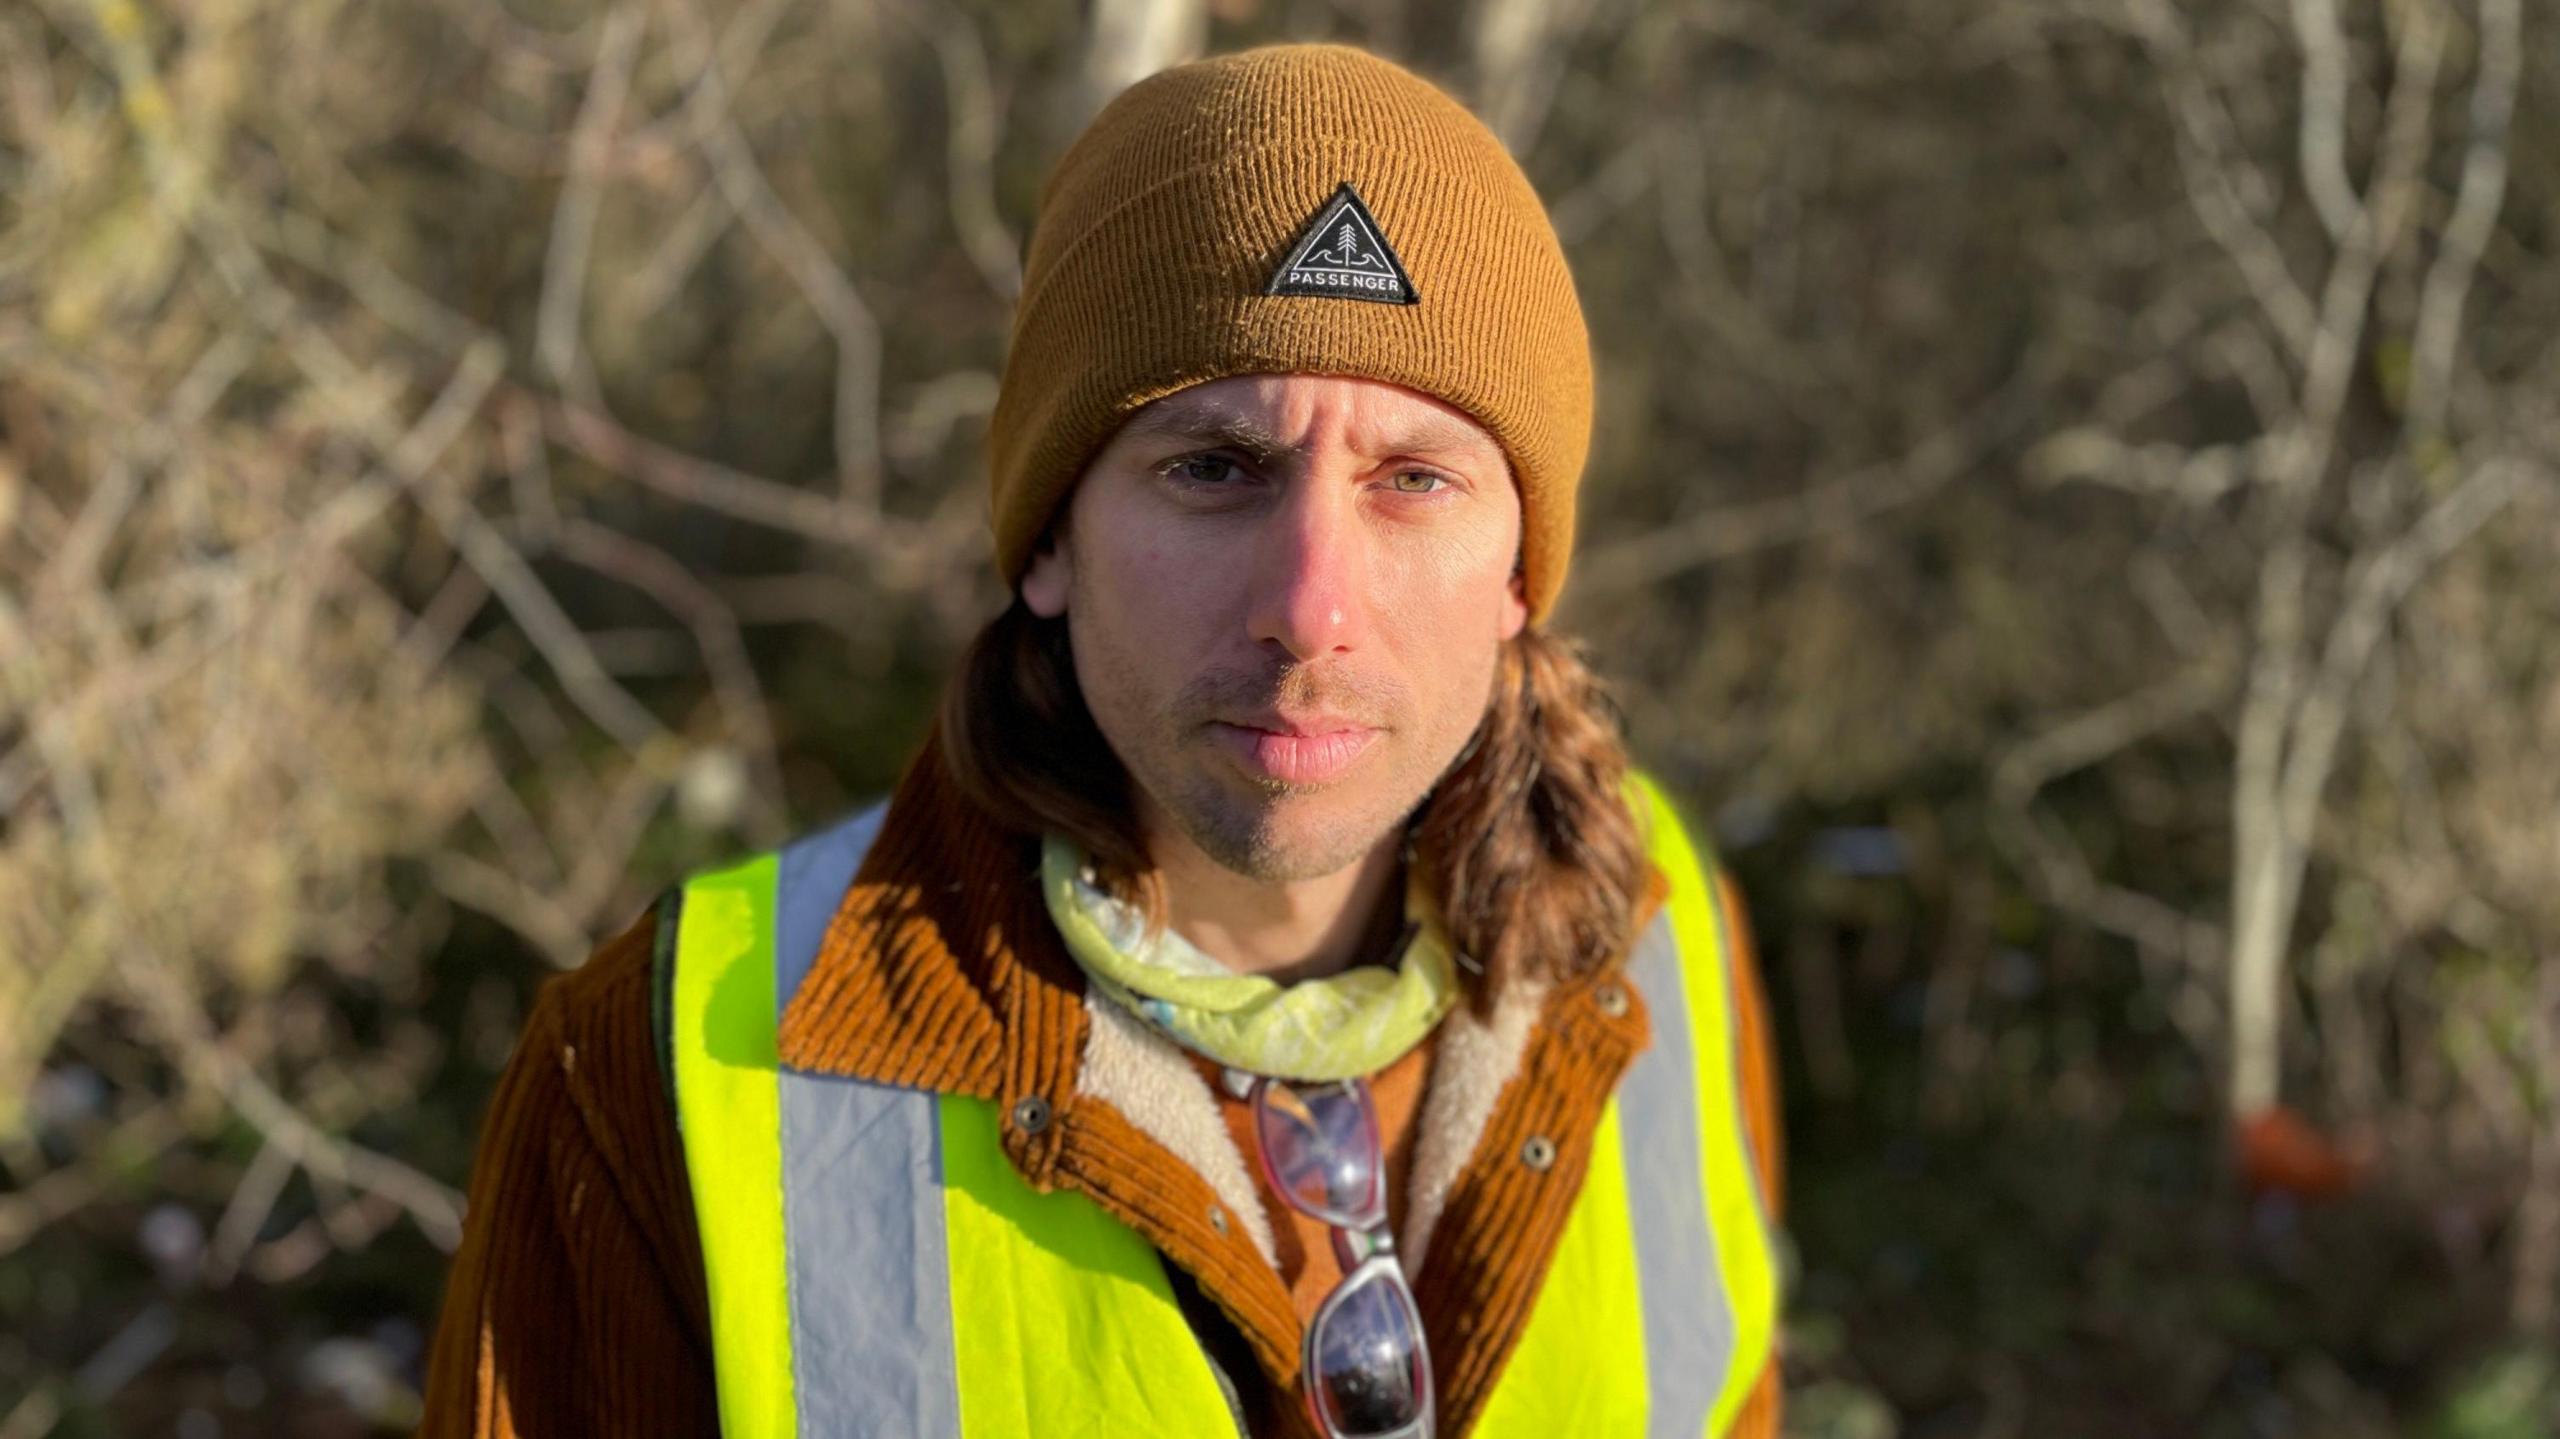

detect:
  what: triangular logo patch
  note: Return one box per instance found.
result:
[1266,182,1418,305]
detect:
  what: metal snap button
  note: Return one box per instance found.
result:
[1595,983,1629,1018]
[1521,1135,1557,1172]
[1011,1096,1053,1135]
[1208,1205,1229,1235]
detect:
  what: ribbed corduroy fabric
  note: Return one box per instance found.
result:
[418,905,717,1438]
[419,735,1787,1438]
[988,44,1594,621]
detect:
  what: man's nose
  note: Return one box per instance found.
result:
[1243,479,1369,662]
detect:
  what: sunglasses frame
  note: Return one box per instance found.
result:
[1242,1074,1437,1439]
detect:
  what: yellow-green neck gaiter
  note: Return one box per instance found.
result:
[1040,835,1458,1083]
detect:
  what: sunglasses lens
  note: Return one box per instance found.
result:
[1310,1268,1428,1436]
[1255,1081,1381,1223]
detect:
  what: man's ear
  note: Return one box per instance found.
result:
[1497,567,1530,641]
[1022,531,1072,618]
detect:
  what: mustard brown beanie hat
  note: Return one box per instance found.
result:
[986,43,1594,622]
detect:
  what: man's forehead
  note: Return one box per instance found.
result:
[1118,381,1501,461]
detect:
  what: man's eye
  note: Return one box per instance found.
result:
[1391,471,1447,494]
[1168,455,1239,485]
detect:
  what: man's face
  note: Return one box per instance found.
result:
[1022,373,1529,883]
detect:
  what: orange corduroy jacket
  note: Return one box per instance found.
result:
[419,734,1786,1437]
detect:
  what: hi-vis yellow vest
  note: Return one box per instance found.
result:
[654,777,1777,1437]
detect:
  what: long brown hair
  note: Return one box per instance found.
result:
[937,601,1651,1006]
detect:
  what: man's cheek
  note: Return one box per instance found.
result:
[1380,531,1505,611]
[1118,539,1231,628]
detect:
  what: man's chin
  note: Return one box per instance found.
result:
[1170,782,1405,884]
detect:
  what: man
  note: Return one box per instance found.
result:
[422,42,1783,1439]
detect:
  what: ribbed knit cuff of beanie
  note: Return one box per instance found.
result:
[985,43,1594,623]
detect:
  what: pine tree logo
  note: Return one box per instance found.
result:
[1267,182,1417,305]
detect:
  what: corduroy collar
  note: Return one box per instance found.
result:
[775,726,1071,1109]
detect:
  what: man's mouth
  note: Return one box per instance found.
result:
[1206,713,1381,786]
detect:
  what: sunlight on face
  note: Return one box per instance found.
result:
[1021,374,1529,882]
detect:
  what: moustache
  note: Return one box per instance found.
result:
[1171,662,1408,732]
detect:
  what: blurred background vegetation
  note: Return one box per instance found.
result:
[3,0,2556,1433]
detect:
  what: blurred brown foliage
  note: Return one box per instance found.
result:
[3,0,2556,1434]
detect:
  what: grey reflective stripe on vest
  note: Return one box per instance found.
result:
[1619,913,1734,1437]
[770,804,967,1436]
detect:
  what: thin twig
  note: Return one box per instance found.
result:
[119,954,465,1251]
[666,0,886,507]
[536,5,645,398]
[1568,381,2034,601]
[2406,0,2522,445]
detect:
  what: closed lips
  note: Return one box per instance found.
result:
[1210,720,1380,785]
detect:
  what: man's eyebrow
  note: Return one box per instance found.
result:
[1378,410,1500,459]
[1118,407,1290,460]
[1120,404,1498,463]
